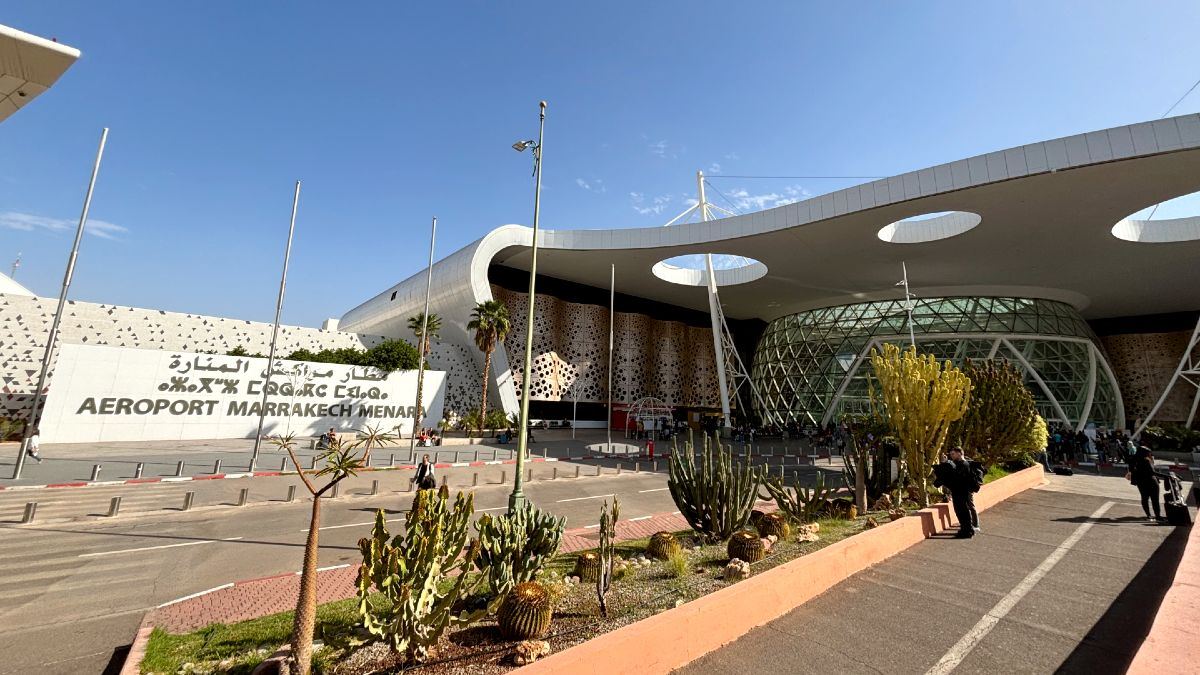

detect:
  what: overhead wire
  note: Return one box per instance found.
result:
[1144,74,1200,220]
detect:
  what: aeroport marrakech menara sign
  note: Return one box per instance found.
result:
[37,344,446,443]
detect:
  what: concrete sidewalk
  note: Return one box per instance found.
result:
[681,474,1193,675]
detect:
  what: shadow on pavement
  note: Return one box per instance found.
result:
[1056,523,1190,673]
[101,645,130,675]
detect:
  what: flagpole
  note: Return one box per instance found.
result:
[902,261,916,348]
[607,263,614,454]
[250,181,301,471]
[14,128,109,480]
[410,216,437,454]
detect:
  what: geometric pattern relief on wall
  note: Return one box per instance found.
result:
[0,293,397,423]
[492,285,720,409]
[1100,330,1193,424]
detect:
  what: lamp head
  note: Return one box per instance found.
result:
[512,140,535,152]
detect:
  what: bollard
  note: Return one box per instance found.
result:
[108,496,122,517]
[308,456,317,470]
[183,491,195,511]
[370,479,379,496]
[237,488,249,506]
[575,465,581,479]
[280,457,289,472]
[542,448,547,459]
[552,467,558,480]
[389,453,396,467]
[501,470,507,485]
[22,502,37,524]
[442,475,448,487]
[175,460,185,477]
[473,449,479,462]
[779,464,785,479]
[473,472,478,487]
[286,485,296,502]
[634,462,640,473]
[527,467,533,482]
[331,482,340,498]
[617,463,622,475]
[135,462,145,479]
[596,465,602,477]
[213,459,222,474]
[433,451,440,464]
[91,464,102,481]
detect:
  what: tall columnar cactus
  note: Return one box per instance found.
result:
[668,433,763,542]
[355,487,483,664]
[475,501,565,599]
[727,530,766,563]
[950,360,1038,466]
[497,582,554,640]
[870,343,972,507]
[759,470,838,524]
[596,497,620,618]
[646,531,682,560]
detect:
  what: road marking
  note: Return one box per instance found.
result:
[311,521,375,532]
[297,563,351,575]
[924,500,1114,675]
[629,516,652,521]
[478,506,509,512]
[638,487,670,493]
[583,523,601,529]
[556,493,615,503]
[157,583,233,607]
[80,536,245,558]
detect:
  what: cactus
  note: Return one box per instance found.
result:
[755,512,791,539]
[497,582,553,640]
[727,530,766,563]
[760,470,838,523]
[574,551,601,583]
[950,360,1037,466]
[355,486,483,664]
[669,433,764,542]
[870,343,971,507]
[646,531,682,560]
[475,501,565,599]
[596,497,620,618]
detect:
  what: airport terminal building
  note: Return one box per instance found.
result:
[337,114,1200,433]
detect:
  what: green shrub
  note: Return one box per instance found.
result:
[666,550,689,579]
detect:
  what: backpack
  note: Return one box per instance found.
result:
[969,461,985,493]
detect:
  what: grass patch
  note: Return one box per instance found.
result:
[983,465,1010,484]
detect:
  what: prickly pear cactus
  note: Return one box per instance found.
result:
[727,530,766,563]
[755,512,791,539]
[646,531,681,560]
[497,582,553,640]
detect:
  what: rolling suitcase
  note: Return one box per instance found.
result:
[1163,474,1192,526]
[1051,466,1074,476]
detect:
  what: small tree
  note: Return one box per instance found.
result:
[364,339,420,371]
[467,300,512,433]
[870,343,971,507]
[270,425,396,675]
[950,360,1038,466]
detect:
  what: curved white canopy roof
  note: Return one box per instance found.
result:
[0,23,79,123]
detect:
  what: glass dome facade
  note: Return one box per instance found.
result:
[750,297,1123,429]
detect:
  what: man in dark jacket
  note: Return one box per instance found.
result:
[934,446,981,538]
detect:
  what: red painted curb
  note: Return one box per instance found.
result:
[252,471,282,477]
[191,474,225,480]
[47,482,88,488]
[126,478,163,484]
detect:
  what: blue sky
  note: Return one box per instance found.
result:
[2,2,1199,328]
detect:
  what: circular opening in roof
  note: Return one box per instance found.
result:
[652,253,767,287]
[1111,191,1200,243]
[877,210,981,244]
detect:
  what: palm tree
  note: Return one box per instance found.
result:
[406,313,442,437]
[467,300,511,434]
[271,424,395,675]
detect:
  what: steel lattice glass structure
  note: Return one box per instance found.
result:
[750,297,1123,430]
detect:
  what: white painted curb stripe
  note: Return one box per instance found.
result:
[157,583,234,608]
[924,501,1115,675]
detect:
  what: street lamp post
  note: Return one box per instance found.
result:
[508,100,546,513]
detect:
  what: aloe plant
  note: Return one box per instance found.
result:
[760,470,838,524]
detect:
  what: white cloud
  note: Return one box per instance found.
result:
[721,184,811,211]
[708,162,722,174]
[630,191,673,216]
[724,152,740,161]
[648,139,672,158]
[575,178,606,193]
[0,211,129,240]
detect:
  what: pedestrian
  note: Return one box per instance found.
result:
[413,453,436,490]
[934,446,982,538]
[1127,446,1167,521]
[25,428,42,464]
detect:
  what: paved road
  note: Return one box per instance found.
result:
[680,474,1192,675]
[0,468,685,674]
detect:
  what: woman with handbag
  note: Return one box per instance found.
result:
[1127,447,1167,521]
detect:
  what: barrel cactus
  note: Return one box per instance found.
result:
[755,512,791,539]
[727,530,766,563]
[497,582,553,640]
[574,551,601,583]
[646,531,681,560]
